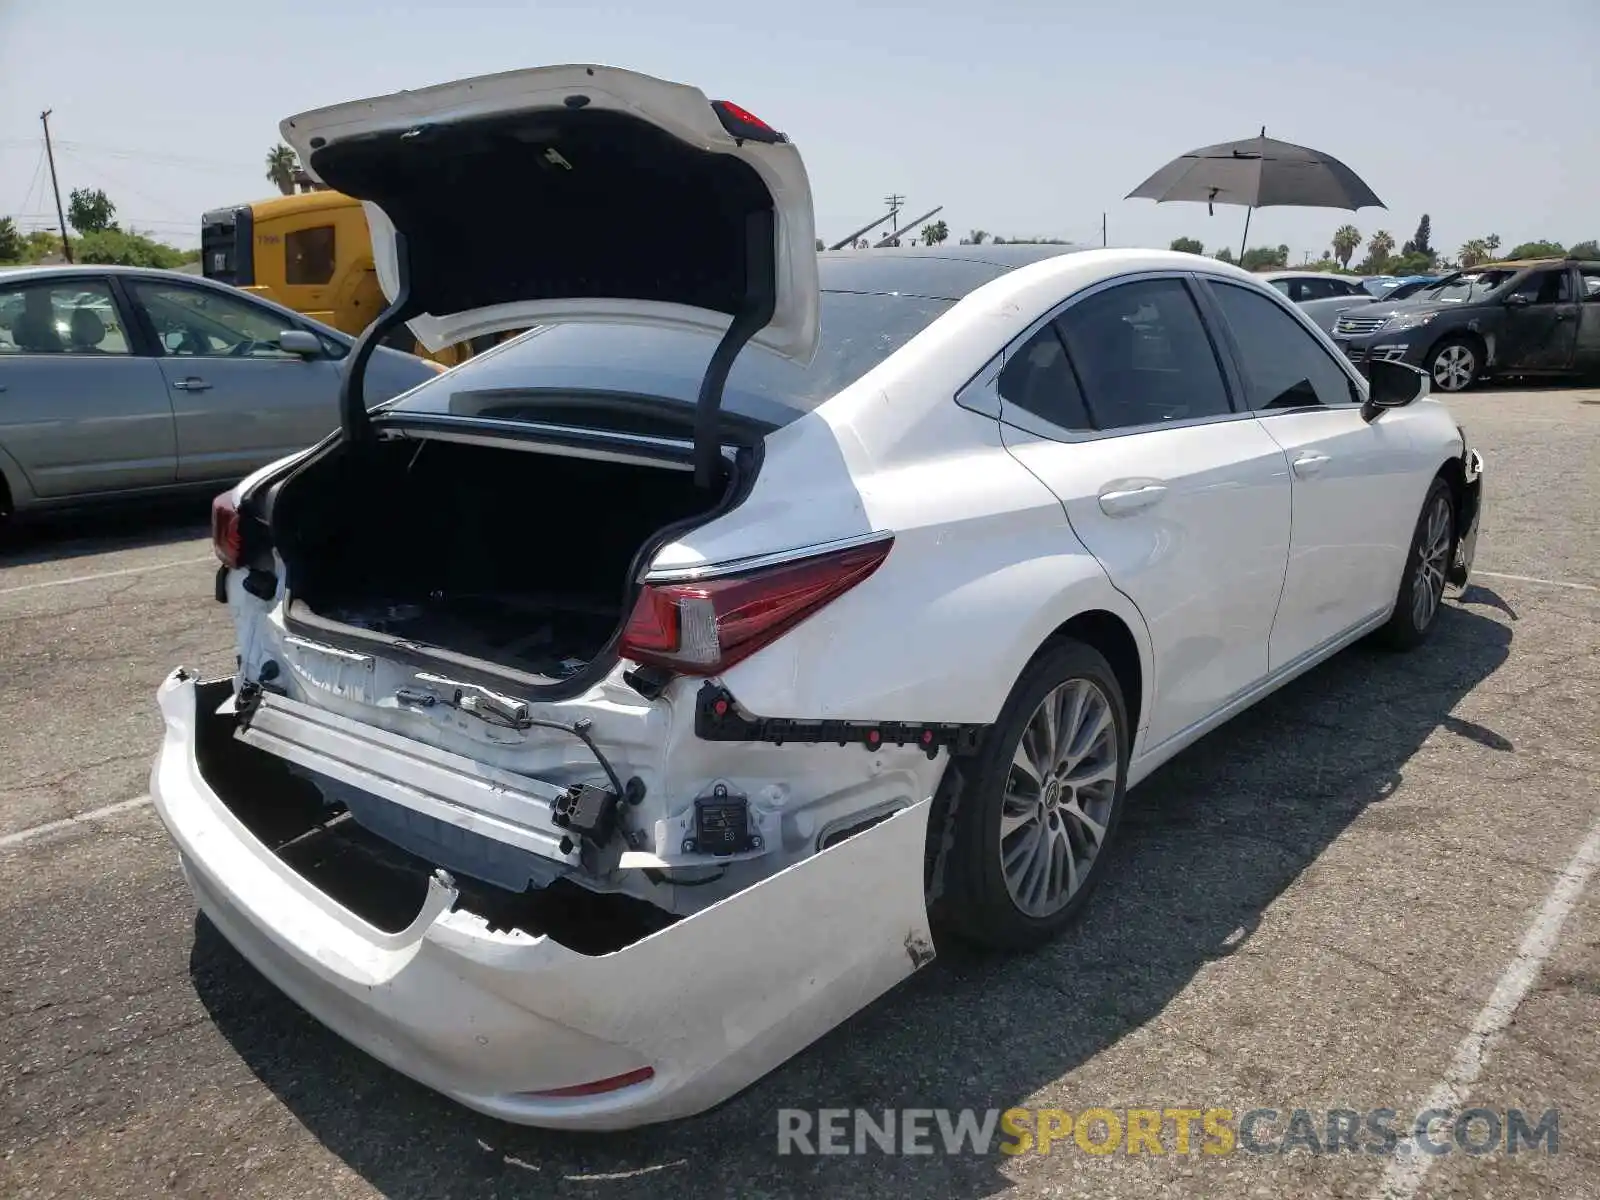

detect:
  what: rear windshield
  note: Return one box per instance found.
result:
[383,289,955,430]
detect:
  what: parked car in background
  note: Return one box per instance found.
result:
[151,64,1484,1132]
[1296,274,1449,335]
[0,265,441,527]
[1375,274,1444,300]
[1261,270,1380,334]
[1331,257,1600,391]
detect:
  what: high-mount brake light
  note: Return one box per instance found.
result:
[211,491,243,569]
[619,539,893,675]
[710,100,786,144]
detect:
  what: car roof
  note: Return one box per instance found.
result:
[0,263,213,283]
[1476,257,1597,271]
[816,243,1089,302]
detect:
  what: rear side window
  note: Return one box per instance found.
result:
[0,280,131,355]
[997,325,1091,430]
[1053,278,1232,430]
[1209,281,1360,411]
[285,225,336,285]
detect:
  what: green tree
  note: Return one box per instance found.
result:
[1214,247,1236,264]
[1507,240,1565,259]
[67,187,118,234]
[1389,250,1435,276]
[1458,239,1491,268]
[1239,244,1289,271]
[1570,240,1599,259]
[1365,229,1396,271]
[1169,236,1204,255]
[1401,214,1433,260]
[1331,224,1362,269]
[70,228,185,269]
[1485,234,1501,257]
[22,230,62,262]
[266,143,299,196]
[967,229,988,245]
[0,217,24,263]
[920,219,949,246]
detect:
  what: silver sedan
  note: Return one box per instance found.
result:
[0,264,441,527]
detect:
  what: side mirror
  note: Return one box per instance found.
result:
[1505,293,1531,307]
[277,329,323,358]
[1362,359,1430,421]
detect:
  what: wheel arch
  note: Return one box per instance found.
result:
[1425,327,1489,375]
[1033,609,1146,748]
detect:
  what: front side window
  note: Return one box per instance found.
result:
[1579,267,1600,301]
[1210,281,1360,411]
[285,225,336,286]
[1053,278,1232,430]
[130,282,303,359]
[0,280,130,355]
[1509,269,1572,305]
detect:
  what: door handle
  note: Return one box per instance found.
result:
[1097,482,1168,516]
[1291,451,1331,478]
[171,377,212,391]
[1554,311,1571,321]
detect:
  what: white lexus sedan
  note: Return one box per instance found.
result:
[150,65,1484,1131]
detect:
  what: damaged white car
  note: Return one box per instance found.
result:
[150,65,1484,1130]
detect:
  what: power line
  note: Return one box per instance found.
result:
[15,144,45,217]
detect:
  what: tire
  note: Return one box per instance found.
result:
[1376,476,1455,651]
[1427,337,1480,393]
[933,640,1130,952]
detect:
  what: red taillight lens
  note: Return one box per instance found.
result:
[211,491,242,569]
[620,539,892,675]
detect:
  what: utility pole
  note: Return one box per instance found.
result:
[1101,212,1107,247]
[40,110,72,263]
[883,193,904,243]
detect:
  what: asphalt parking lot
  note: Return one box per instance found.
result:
[2,386,1597,1200]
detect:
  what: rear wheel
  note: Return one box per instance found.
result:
[935,640,1129,951]
[1377,477,1455,650]
[1427,337,1480,393]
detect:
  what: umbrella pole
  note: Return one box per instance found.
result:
[1239,206,1252,263]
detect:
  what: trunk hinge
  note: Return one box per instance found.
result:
[339,232,421,444]
[693,208,777,490]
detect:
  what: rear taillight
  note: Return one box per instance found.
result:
[211,491,242,569]
[619,539,892,675]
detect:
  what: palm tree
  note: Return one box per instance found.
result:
[1331,225,1362,269]
[921,220,949,246]
[265,144,299,196]
[1485,234,1501,258]
[1458,239,1492,269]
[1367,229,1396,269]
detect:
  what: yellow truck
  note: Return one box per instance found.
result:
[200,191,506,365]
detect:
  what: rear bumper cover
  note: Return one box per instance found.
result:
[150,671,934,1130]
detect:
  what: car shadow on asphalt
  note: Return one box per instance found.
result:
[187,599,1513,1199]
[0,497,211,568]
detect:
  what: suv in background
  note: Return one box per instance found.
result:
[1330,257,1600,392]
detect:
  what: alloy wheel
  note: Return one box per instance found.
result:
[1432,344,1475,392]
[1411,493,1453,630]
[998,678,1119,918]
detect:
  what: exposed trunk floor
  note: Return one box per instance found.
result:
[321,592,620,680]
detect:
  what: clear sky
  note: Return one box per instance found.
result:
[2,0,1595,259]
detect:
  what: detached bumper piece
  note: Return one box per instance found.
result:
[1448,447,1485,589]
[695,682,987,759]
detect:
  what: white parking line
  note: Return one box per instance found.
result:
[0,795,153,851]
[1375,813,1600,1200]
[0,556,212,598]
[1475,570,1599,594]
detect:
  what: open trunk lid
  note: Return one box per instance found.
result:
[280,66,819,480]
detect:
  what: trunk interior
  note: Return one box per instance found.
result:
[273,433,729,681]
